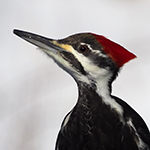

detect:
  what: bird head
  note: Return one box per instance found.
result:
[13,30,136,90]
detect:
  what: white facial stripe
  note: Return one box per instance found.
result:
[70,48,107,77]
[69,47,124,119]
[95,74,124,120]
[80,43,108,58]
[93,50,108,58]
[40,47,76,73]
[42,45,124,120]
[40,47,91,85]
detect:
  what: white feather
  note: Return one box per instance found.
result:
[127,118,148,149]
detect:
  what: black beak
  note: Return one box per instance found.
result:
[13,29,65,52]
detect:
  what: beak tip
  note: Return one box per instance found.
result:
[13,29,18,35]
[13,29,22,37]
[13,29,16,33]
[13,29,67,53]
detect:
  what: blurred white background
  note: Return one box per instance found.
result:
[0,0,150,150]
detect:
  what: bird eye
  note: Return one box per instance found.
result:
[78,45,88,53]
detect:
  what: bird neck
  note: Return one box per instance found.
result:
[77,71,112,101]
[77,79,124,120]
[77,80,111,106]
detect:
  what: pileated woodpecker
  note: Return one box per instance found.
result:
[13,29,150,150]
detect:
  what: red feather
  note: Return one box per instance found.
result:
[92,34,136,67]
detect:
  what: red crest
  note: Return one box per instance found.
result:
[93,34,136,67]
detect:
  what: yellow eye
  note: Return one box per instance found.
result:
[78,45,88,53]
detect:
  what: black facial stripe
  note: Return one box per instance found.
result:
[61,51,87,75]
[58,33,119,79]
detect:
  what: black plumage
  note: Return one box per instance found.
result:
[13,29,150,150]
[56,81,150,150]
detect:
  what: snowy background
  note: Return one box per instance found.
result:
[0,0,150,150]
